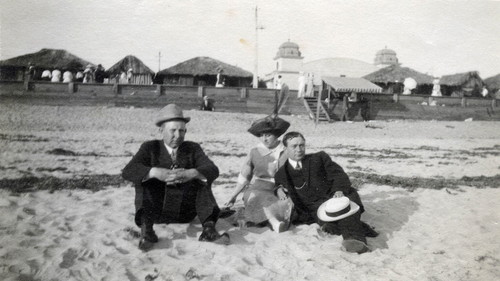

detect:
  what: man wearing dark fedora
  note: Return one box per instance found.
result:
[274,131,377,254]
[122,104,228,250]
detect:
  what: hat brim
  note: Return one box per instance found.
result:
[317,201,360,222]
[248,116,290,137]
[155,117,191,127]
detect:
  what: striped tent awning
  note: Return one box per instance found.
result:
[322,76,382,93]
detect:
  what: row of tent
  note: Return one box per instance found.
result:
[0,48,253,87]
[1,48,499,96]
[361,64,499,98]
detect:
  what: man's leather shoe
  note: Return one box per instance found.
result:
[361,221,379,238]
[141,224,159,243]
[199,221,230,244]
[342,239,370,254]
[139,222,158,250]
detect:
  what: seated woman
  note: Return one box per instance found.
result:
[225,115,293,233]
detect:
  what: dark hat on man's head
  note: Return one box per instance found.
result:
[248,115,290,137]
[155,104,190,127]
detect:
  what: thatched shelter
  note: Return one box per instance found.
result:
[363,65,434,95]
[0,48,94,81]
[439,71,484,97]
[484,73,500,94]
[106,55,154,84]
[157,56,252,87]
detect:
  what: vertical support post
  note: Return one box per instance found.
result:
[461,97,467,107]
[156,84,162,96]
[240,87,248,98]
[23,73,30,91]
[197,86,205,98]
[393,93,399,103]
[342,95,348,121]
[68,82,74,94]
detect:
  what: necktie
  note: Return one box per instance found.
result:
[296,161,302,170]
[170,149,177,168]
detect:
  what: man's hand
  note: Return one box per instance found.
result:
[149,167,179,182]
[149,168,203,184]
[277,186,288,200]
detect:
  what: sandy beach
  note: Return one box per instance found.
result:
[0,104,499,281]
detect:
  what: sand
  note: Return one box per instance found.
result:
[0,104,499,281]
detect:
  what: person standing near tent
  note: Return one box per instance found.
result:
[94,64,106,83]
[297,72,306,99]
[216,69,224,87]
[127,68,133,83]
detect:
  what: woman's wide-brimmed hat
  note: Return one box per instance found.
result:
[155,104,191,127]
[247,115,290,137]
[317,196,360,222]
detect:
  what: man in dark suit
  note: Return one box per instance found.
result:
[122,104,227,250]
[274,131,376,254]
[200,96,215,111]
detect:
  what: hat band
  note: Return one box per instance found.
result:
[325,205,351,217]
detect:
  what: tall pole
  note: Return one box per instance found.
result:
[158,51,161,72]
[253,6,261,89]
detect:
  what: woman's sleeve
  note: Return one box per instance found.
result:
[237,148,255,186]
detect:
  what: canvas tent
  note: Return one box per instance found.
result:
[156,56,252,87]
[439,71,484,97]
[483,73,500,94]
[363,65,434,95]
[0,48,94,81]
[106,55,154,85]
[322,76,382,95]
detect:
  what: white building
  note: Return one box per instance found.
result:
[264,40,304,90]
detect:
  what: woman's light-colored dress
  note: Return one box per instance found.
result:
[238,142,292,224]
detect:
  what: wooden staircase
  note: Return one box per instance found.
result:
[303,97,331,122]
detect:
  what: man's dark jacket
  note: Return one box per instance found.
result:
[274,151,364,224]
[122,140,219,226]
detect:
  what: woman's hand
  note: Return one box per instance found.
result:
[277,187,288,200]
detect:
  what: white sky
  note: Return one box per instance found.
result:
[1,0,499,78]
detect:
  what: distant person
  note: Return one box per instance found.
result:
[62,71,73,83]
[122,104,229,250]
[216,69,224,87]
[127,68,133,84]
[274,132,378,254]
[305,73,314,97]
[83,65,93,83]
[26,63,36,81]
[75,71,84,82]
[119,72,128,84]
[94,64,106,83]
[481,87,489,98]
[224,115,293,233]
[51,69,61,82]
[297,72,306,99]
[276,78,289,114]
[41,69,52,81]
[275,75,282,90]
[200,96,215,111]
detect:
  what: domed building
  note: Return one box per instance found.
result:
[374,47,399,67]
[264,40,304,90]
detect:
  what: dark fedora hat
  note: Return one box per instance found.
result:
[248,115,290,137]
[155,104,190,127]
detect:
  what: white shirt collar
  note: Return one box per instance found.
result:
[163,142,176,155]
[288,158,301,169]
